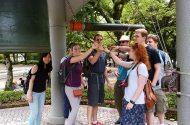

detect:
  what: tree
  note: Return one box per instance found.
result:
[4,53,13,91]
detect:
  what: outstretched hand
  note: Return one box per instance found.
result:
[110,46,119,50]
[91,43,98,50]
[97,45,104,52]
[104,48,110,53]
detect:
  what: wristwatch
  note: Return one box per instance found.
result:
[130,100,135,105]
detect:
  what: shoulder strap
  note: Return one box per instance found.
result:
[30,64,39,76]
[64,63,77,84]
[125,63,138,82]
[159,50,166,69]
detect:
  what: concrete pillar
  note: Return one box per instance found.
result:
[47,0,66,124]
[176,0,190,124]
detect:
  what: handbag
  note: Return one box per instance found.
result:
[137,65,156,109]
[144,80,157,109]
[73,89,83,97]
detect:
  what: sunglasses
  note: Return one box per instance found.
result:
[134,35,140,38]
[120,41,129,43]
[95,38,103,41]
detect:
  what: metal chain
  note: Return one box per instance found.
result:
[65,0,76,21]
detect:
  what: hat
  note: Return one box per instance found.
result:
[119,35,130,41]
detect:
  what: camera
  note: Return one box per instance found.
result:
[117,80,128,88]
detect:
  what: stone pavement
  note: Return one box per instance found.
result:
[0,105,177,125]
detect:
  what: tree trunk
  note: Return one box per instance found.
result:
[24,53,27,65]
[12,53,16,62]
[4,53,13,91]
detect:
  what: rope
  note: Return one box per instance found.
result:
[151,5,168,53]
[65,0,76,21]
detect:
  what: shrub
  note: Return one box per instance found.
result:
[0,91,23,104]
[0,88,177,110]
[166,92,177,108]
[0,60,5,64]
[0,54,4,60]
[26,53,40,60]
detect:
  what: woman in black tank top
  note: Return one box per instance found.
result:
[27,53,52,125]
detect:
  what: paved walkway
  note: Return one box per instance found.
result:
[0,105,177,125]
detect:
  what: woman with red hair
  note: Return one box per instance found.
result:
[105,43,150,124]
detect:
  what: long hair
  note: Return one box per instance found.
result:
[38,52,52,72]
[131,43,151,70]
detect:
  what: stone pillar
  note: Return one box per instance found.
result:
[176,0,190,124]
[47,0,66,124]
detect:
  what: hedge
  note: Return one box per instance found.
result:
[0,88,176,108]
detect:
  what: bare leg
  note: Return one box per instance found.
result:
[157,113,165,124]
[87,106,93,125]
[92,106,98,123]
[146,112,154,125]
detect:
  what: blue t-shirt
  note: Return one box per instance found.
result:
[118,58,128,80]
[88,51,107,85]
[90,51,107,74]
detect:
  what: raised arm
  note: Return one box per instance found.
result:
[88,51,102,65]
[111,46,130,52]
[104,48,132,69]
[70,44,97,64]
[88,45,104,65]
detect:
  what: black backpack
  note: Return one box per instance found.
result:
[23,69,38,94]
[58,57,77,84]
[58,57,68,84]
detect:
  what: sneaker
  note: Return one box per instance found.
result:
[115,118,121,124]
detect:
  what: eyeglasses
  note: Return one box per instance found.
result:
[134,35,140,38]
[120,41,129,43]
[95,39,103,41]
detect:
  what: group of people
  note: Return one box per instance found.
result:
[26,28,172,125]
[111,29,172,125]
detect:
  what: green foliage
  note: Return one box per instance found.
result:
[0,60,5,64]
[122,0,176,60]
[0,54,4,60]
[26,53,40,60]
[78,0,176,61]
[0,91,23,104]
[0,88,177,111]
[46,88,51,99]
[26,60,39,65]
[167,92,177,109]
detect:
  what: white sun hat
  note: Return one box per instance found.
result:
[119,35,130,41]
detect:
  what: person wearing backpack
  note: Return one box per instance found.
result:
[112,29,161,125]
[64,43,97,125]
[86,34,111,125]
[104,43,150,124]
[27,53,52,125]
[60,43,75,119]
[147,34,172,125]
